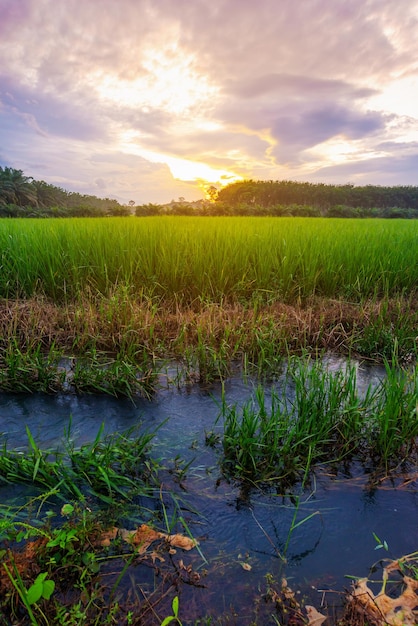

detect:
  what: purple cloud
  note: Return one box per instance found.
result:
[0,0,417,201]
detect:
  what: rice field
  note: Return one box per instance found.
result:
[0,216,417,302]
[0,216,417,625]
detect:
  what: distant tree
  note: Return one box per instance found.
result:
[205,185,219,202]
[135,203,163,216]
[0,167,38,207]
[107,205,131,216]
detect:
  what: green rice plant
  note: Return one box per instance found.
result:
[0,423,157,504]
[0,342,65,393]
[68,422,157,502]
[284,357,365,461]
[218,357,392,484]
[353,301,418,361]
[195,331,234,384]
[220,385,291,481]
[243,320,285,378]
[366,359,418,465]
[70,349,157,399]
[0,217,416,304]
[218,355,418,485]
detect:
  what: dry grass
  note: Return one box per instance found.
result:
[0,294,416,363]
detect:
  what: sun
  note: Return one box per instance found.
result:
[92,41,243,192]
[160,154,240,185]
[119,136,242,188]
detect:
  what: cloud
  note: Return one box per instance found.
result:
[309,152,418,186]
[0,0,418,200]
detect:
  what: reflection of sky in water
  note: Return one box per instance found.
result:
[0,358,416,615]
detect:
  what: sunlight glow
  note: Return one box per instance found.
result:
[94,45,218,116]
[309,137,360,164]
[367,76,418,119]
[119,133,242,187]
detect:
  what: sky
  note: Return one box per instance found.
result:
[1,0,418,204]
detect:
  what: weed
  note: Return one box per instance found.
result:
[0,422,158,504]
[217,356,418,485]
[160,596,183,626]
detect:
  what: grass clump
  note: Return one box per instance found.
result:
[69,349,157,400]
[217,357,418,486]
[0,343,65,394]
[0,422,157,504]
[0,343,158,399]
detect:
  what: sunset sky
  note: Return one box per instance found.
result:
[1,0,418,204]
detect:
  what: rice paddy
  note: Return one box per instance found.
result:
[0,215,417,624]
[0,216,417,302]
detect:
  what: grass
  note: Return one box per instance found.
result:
[0,215,416,623]
[0,344,158,398]
[0,217,416,302]
[217,356,418,485]
[0,422,157,504]
[0,424,203,625]
[0,216,416,371]
[0,357,416,624]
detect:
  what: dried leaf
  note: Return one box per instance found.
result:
[350,564,418,626]
[97,523,198,554]
[165,533,197,551]
[149,551,165,563]
[99,527,118,547]
[306,605,327,625]
[240,562,252,571]
[281,578,296,600]
[120,524,161,554]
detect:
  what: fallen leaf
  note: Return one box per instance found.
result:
[306,605,327,625]
[149,551,165,564]
[349,564,418,626]
[99,527,118,547]
[120,524,161,554]
[240,562,252,571]
[166,533,197,551]
[97,523,198,554]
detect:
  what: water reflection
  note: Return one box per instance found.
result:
[0,356,416,617]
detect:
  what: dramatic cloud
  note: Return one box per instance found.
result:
[1,0,418,202]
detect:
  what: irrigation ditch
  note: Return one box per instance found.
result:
[0,351,417,625]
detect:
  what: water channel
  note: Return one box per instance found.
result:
[0,357,417,622]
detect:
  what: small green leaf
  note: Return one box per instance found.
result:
[61,503,74,516]
[26,580,43,605]
[41,579,55,600]
[172,596,179,617]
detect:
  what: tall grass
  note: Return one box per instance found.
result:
[218,357,418,485]
[0,217,416,303]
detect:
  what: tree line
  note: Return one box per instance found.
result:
[2,167,418,218]
[0,167,130,217]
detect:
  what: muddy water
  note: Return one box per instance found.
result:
[0,358,417,621]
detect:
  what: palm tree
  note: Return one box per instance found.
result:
[0,167,38,207]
